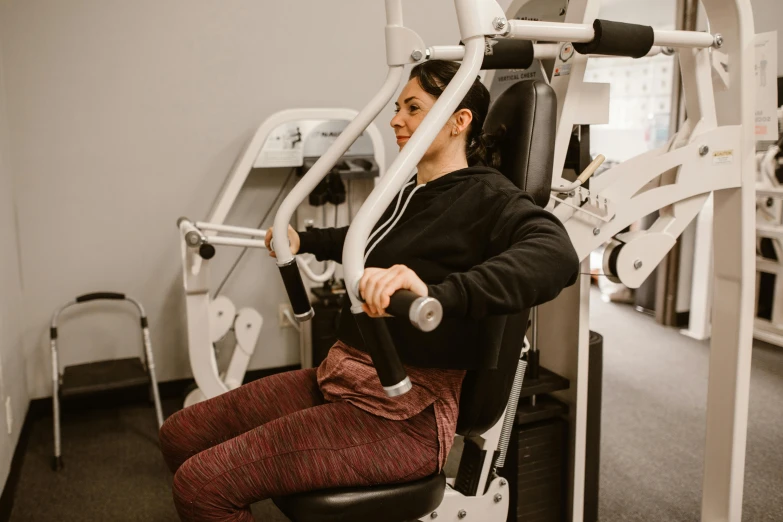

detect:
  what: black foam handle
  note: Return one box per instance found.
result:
[573,19,654,59]
[482,39,535,70]
[354,314,410,394]
[76,292,126,303]
[278,260,312,318]
[386,290,419,321]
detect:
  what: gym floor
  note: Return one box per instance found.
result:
[6,289,783,521]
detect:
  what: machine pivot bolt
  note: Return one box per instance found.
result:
[493,17,507,31]
[714,33,724,48]
[593,228,601,236]
[458,510,467,519]
[500,479,507,486]
[699,145,709,156]
[430,512,438,519]
[494,493,503,503]
[634,259,643,269]
[411,49,423,61]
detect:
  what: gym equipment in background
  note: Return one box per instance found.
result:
[178,110,384,406]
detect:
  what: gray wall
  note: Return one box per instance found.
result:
[0,36,28,489]
[0,0,469,400]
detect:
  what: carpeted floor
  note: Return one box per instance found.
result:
[7,289,783,521]
[590,290,783,522]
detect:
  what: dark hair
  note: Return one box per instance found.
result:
[409,60,503,168]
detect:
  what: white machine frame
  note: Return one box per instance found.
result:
[267,0,755,520]
[179,109,386,404]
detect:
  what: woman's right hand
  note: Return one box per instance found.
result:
[265,225,300,258]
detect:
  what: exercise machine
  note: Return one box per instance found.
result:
[264,0,757,521]
[178,110,385,405]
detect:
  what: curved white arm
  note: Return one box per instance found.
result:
[296,256,337,283]
[342,36,487,308]
[271,66,405,265]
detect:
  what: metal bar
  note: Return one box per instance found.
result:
[507,19,716,49]
[533,43,561,60]
[654,29,716,48]
[196,222,268,238]
[386,0,403,26]
[205,236,268,249]
[427,45,465,61]
[507,20,595,42]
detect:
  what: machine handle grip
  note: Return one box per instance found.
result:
[278,259,314,321]
[354,314,412,397]
[481,39,535,70]
[75,292,126,303]
[386,290,443,332]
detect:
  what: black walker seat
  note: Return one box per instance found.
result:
[273,80,557,522]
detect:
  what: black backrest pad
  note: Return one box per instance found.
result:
[484,80,556,208]
[456,80,556,436]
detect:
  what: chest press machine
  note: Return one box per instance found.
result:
[262,0,757,521]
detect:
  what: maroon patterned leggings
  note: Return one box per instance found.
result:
[158,368,439,521]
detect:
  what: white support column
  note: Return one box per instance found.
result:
[699,1,755,521]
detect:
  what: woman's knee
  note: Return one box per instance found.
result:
[172,458,199,520]
[159,410,188,472]
[173,456,251,522]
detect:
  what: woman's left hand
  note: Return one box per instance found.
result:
[359,265,428,318]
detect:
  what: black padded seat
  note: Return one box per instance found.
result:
[272,79,557,522]
[273,471,445,522]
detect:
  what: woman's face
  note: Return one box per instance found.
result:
[390,78,467,160]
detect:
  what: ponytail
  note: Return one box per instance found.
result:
[466,125,506,169]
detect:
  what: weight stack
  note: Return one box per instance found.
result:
[504,418,569,522]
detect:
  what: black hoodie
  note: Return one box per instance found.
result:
[298,166,580,370]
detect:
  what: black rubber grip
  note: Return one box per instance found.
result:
[50,327,58,340]
[482,39,535,70]
[199,244,216,260]
[75,292,126,303]
[140,316,149,328]
[386,290,419,320]
[278,260,312,317]
[354,314,409,393]
[573,19,654,59]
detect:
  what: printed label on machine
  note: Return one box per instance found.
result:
[554,64,572,77]
[713,150,734,164]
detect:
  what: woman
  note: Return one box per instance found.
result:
[159,60,579,521]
